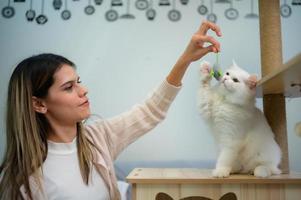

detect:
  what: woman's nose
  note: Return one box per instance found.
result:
[78,85,88,97]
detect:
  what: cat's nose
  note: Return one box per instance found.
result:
[222,77,227,83]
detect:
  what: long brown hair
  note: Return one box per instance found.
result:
[0,54,94,199]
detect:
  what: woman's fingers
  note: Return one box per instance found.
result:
[195,35,220,52]
[202,45,218,54]
[198,21,222,37]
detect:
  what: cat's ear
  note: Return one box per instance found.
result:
[246,74,257,90]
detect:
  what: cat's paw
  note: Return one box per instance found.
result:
[271,166,282,175]
[199,61,212,83]
[254,165,272,177]
[212,167,231,178]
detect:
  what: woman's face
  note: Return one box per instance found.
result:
[43,64,90,125]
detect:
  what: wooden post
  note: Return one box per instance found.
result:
[258,1,289,173]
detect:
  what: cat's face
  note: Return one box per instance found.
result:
[218,61,257,105]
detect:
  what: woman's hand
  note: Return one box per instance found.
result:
[166,21,222,86]
[180,21,222,64]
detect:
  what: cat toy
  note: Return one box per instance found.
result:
[210,53,223,81]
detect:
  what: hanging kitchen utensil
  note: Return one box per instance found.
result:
[120,0,135,19]
[53,0,63,10]
[159,0,170,6]
[85,0,95,15]
[36,0,48,24]
[207,0,217,23]
[280,0,292,18]
[245,0,258,19]
[292,0,301,5]
[215,0,230,3]
[135,0,149,10]
[2,0,15,19]
[105,0,119,21]
[61,0,71,20]
[26,0,36,21]
[95,0,103,5]
[168,0,181,22]
[112,0,123,6]
[225,0,238,20]
[198,0,208,15]
[146,0,156,20]
[180,0,189,5]
[14,0,25,2]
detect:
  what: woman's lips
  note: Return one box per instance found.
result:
[79,100,89,107]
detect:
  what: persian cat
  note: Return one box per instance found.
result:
[197,61,281,178]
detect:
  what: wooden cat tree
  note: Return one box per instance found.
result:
[127,1,301,199]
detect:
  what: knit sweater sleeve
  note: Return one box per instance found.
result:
[87,79,181,160]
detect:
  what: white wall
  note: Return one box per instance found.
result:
[0,0,300,171]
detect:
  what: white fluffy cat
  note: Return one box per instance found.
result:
[197,61,282,178]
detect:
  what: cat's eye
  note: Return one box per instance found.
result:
[233,78,239,83]
[226,72,230,75]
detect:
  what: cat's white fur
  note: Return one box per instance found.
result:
[197,61,281,178]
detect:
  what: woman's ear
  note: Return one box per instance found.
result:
[246,74,257,90]
[32,96,47,114]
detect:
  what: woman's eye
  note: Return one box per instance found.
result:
[233,78,239,83]
[65,85,73,91]
[77,79,82,84]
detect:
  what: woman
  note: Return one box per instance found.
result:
[0,21,221,200]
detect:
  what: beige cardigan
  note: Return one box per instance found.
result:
[20,79,181,200]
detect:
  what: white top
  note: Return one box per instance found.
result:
[42,138,110,200]
[19,80,181,199]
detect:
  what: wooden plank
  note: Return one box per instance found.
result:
[131,183,300,200]
[256,53,301,98]
[126,168,301,184]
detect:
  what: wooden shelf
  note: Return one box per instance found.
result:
[127,168,301,184]
[256,53,301,98]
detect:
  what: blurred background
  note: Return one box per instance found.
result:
[0,0,300,173]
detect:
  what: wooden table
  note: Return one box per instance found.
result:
[127,168,301,200]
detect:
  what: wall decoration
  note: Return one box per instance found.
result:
[215,0,230,3]
[281,0,292,18]
[1,0,299,24]
[245,0,258,19]
[25,0,36,21]
[53,0,63,10]
[180,0,189,6]
[135,0,149,10]
[207,0,217,23]
[61,0,71,20]
[146,0,156,20]
[36,0,48,24]
[105,0,119,21]
[2,0,15,19]
[112,0,123,6]
[224,0,239,20]
[85,0,95,15]
[292,0,301,5]
[168,0,181,22]
[120,0,135,19]
[159,0,170,6]
[95,0,104,5]
[198,0,208,16]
